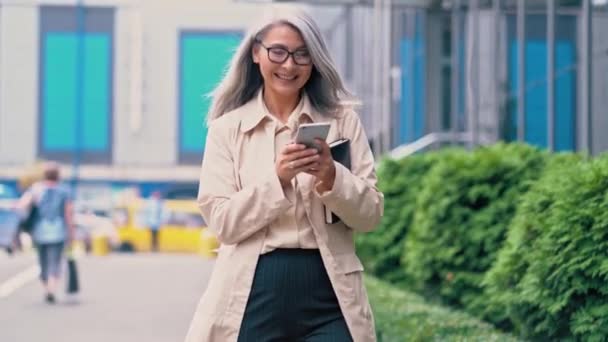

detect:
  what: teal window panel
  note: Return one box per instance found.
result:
[506,15,576,150]
[555,41,575,151]
[525,41,548,148]
[508,39,575,150]
[180,32,241,154]
[399,12,426,144]
[43,32,110,151]
[44,34,77,150]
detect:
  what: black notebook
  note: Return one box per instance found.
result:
[325,138,350,224]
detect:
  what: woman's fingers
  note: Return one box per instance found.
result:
[282,143,307,155]
[276,144,323,186]
[288,154,320,169]
[288,148,318,162]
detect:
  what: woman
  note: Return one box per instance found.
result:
[17,161,75,303]
[186,6,383,342]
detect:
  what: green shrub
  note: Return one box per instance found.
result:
[365,275,521,342]
[356,152,439,284]
[482,153,582,329]
[402,143,547,315]
[484,153,608,340]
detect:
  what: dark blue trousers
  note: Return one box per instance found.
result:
[237,249,353,342]
[35,241,64,282]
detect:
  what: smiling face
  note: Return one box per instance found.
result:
[252,24,313,100]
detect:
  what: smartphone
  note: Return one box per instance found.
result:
[295,122,331,150]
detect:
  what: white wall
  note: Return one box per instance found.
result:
[0,4,38,165]
[114,0,266,166]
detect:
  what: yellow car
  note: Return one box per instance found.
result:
[112,199,218,256]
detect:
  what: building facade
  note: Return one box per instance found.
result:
[0,0,606,197]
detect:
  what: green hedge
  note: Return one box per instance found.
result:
[484,153,608,340]
[402,143,547,315]
[356,152,441,284]
[365,275,520,342]
[359,143,608,340]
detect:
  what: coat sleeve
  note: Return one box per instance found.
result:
[197,118,292,245]
[314,111,384,232]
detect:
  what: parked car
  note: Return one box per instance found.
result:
[113,199,218,255]
[0,184,20,253]
[74,209,120,253]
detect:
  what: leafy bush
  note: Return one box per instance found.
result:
[356,152,440,284]
[484,153,608,340]
[365,275,521,342]
[482,153,582,329]
[402,143,547,315]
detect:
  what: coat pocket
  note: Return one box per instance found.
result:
[334,253,364,275]
[334,253,364,301]
[333,253,372,320]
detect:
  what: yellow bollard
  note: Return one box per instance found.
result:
[91,236,110,256]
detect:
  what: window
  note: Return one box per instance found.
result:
[506,14,576,151]
[38,6,114,163]
[398,10,426,144]
[178,31,242,164]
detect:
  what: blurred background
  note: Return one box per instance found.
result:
[0,0,607,341]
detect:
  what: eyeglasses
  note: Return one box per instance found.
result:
[256,40,312,66]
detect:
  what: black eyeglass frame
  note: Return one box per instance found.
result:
[255,39,313,66]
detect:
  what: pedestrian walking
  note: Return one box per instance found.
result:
[17,161,75,304]
[145,191,164,252]
[185,6,384,342]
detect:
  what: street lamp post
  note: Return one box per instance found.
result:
[72,0,85,197]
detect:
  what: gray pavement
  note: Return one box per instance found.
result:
[0,250,37,282]
[0,252,215,342]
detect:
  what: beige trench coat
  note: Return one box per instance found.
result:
[185,94,384,342]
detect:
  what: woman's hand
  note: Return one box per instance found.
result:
[306,139,336,194]
[276,143,320,187]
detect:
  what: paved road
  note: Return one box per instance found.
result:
[0,252,214,342]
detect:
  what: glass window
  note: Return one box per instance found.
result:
[165,211,206,228]
[178,31,242,164]
[506,14,577,151]
[398,10,427,144]
[38,6,114,163]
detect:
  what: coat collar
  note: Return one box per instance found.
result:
[239,89,324,133]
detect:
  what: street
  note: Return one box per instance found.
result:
[0,252,214,342]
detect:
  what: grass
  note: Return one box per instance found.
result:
[365,276,522,342]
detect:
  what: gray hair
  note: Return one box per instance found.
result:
[207,5,357,123]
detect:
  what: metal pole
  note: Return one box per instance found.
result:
[516,0,526,142]
[372,0,381,156]
[0,1,3,136]
[470,0,479,147]
[581,0,593,154]
[73,0,85,195]
[345,4,354,82]
[451,0,461,136]
[547,0,555,151]
[408,10,415,143]
[382,0,392,153]
[493,0,501,143]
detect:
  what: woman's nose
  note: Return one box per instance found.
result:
[281,54,297,69]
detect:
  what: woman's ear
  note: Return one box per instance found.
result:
[252,45,260,64]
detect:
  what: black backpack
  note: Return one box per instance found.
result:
[20,186,66,234]
[19,204,38,234]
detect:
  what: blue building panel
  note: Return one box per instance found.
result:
[507,14,576,151]
[178,31,242,163]
[399,12,426,145]
[42,33,110,151]
[38,6,114,164]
